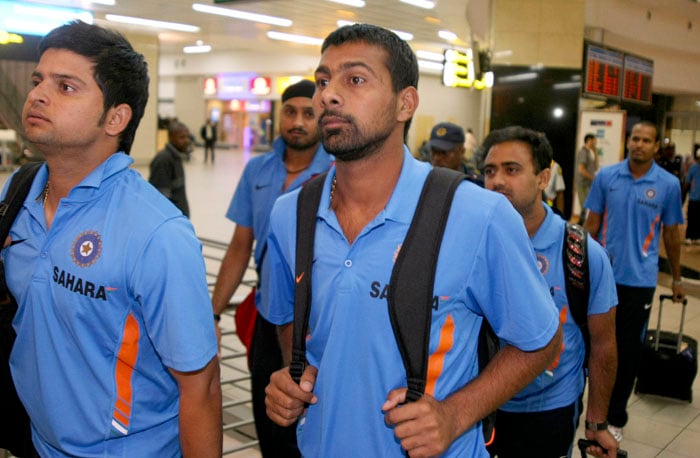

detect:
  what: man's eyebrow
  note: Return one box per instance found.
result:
[315,61,378,78]
[32,70,88,87]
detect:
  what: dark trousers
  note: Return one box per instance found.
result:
[608,284,655,427]
[249,315,300,458]
[489,401,580,458]
[686,200,700,240]
[204,141,215,163]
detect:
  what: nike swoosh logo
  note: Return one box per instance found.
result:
[296,272,305,283]
[644,303,652,310]
[255,184,270,190]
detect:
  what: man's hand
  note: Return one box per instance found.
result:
[672,281,686,303]
[584,429,619,458]
[383,388,459,458]
[265,365,318,427]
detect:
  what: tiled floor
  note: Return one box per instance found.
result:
[4,145,700,457]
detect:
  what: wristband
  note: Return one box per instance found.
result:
[585,420,609,431]
[213,314,221,322]
[673,279,683,286]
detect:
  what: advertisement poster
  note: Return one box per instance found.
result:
[573,110,626,215]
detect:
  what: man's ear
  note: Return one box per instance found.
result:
[104,103,133,138]
[538,167,551,190]
[396,86,418,122]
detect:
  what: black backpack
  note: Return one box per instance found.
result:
[290,167,499,446]
[0,161,43,458]
[289,169,592,449]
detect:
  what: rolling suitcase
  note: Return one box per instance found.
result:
[635,294,697,402]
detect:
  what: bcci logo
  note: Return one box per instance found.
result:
[536,253,549,275]
[645,188,657,199]
[71,231,102,268]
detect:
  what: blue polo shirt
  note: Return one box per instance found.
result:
[501,204,617,412]
[226,137,331,311]
[687,163,700,202]
[263,149,559,458]
[3,154,217,457]
[585,159,684,287]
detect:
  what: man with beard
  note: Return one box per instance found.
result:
[584,121,686,444]
[262,24,562,458]
[211,79,331,457]
[483,126,618,458]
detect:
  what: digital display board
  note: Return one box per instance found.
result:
[622,53,653,104]
[583,43,623,99]
[582,41,654,105]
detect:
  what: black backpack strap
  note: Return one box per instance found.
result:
[387,167,466,402]
[290,172,327,383]
[0,162,43,241]
[563,222,591,364]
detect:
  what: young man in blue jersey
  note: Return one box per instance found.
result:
[262,24,562,458]
[584,121,686,443]
[210,79,331,457]
[4,21,221,457]
[483,126,618,458]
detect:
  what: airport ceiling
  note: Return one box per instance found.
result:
[21,0,700,58]
[80,0,477,57]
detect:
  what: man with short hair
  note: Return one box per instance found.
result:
[483,126,618,458]
[576,133,598,223]
[211,79,331,457]
[200,118,217,164]
[5,20,221,457]
[584,121,686,443]
[263,23,562,458]
[149,121,192,217]
[428,121,483,186]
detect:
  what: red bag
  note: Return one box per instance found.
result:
[234,288,258,354]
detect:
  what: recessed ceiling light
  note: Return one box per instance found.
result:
[266,31,323,46]
[328,0,366,7]
[400,0,435,9]
[105,14,199,32]
[183,44,212,54]
[192,3,292,27]
[438,30,457,41]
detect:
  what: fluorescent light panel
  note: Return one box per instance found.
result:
[192,3,291,27]
[438,30,457,41]
[105,14,199,32]
[328,0,365,6]
[416,50,444,62]
[400,0,435,9]
[266,31,323,46]
[184,44,212,54]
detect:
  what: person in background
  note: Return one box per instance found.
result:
[428,121,483,186]
[544,159,566,216]
[576,133,598,224]
[684,156,700,244]
[584,121,686,443]
[483,126,618,458]
[149,121,191,217]
[263,23,561,458]
[5,20,221,457]
[210,79,331,457]
[656,139,685,204]
[200,118,217,164]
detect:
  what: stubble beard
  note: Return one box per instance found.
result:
[281,130,320,151]
[321,113,395,163]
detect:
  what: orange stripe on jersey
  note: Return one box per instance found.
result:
[642,214,661,255]
[547,306,568,372]
[113,313,139,428]
[425,314,455,397]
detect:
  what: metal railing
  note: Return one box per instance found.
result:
[201,237,260,456]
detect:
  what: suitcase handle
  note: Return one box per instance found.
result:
[577,439,628,457]
[657,295,689,353]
